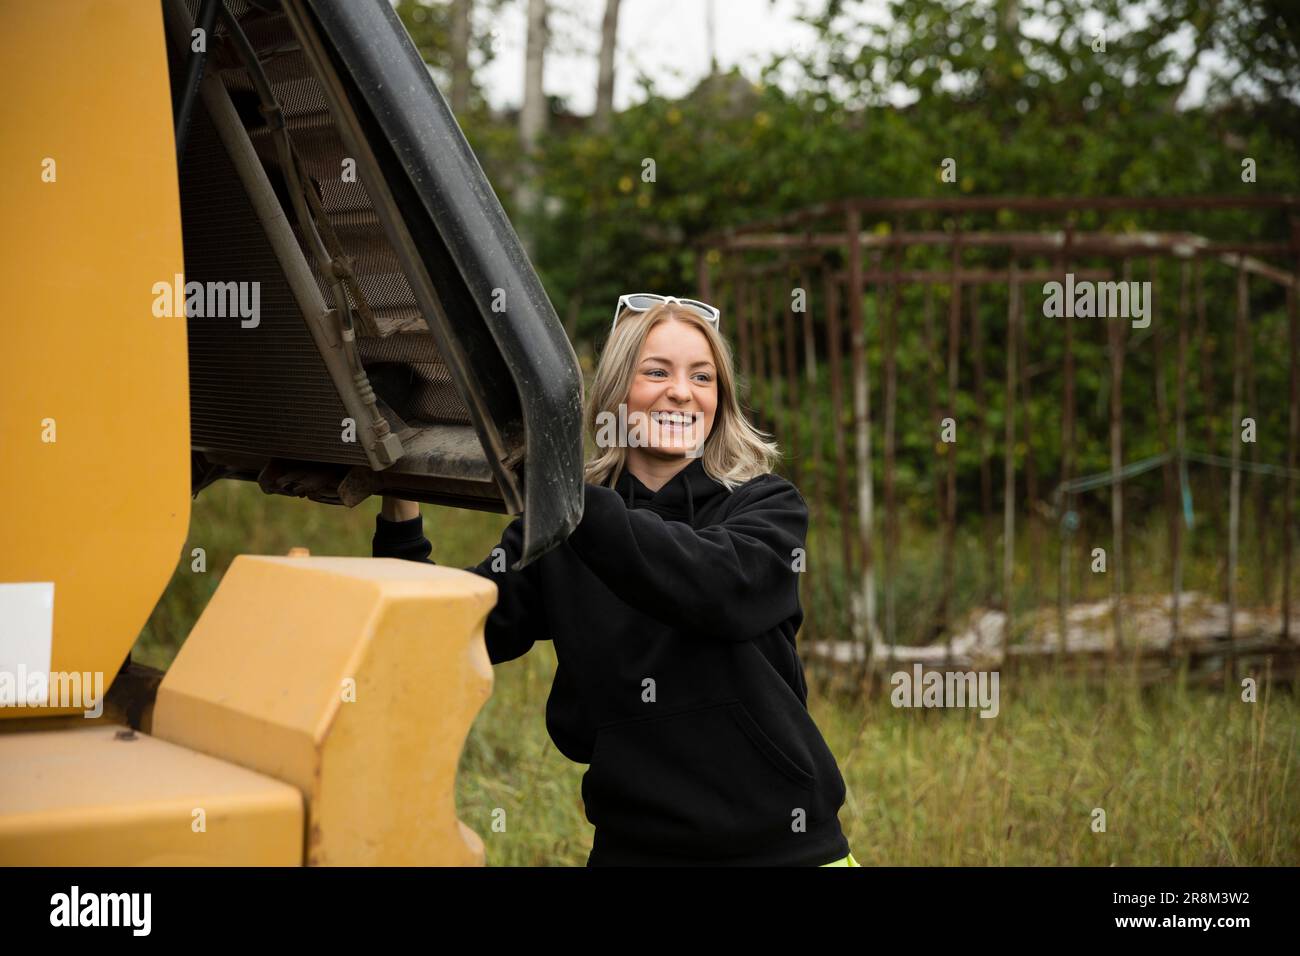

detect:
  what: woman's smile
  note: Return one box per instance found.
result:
[625,319,718,470]
[649,409,702,435]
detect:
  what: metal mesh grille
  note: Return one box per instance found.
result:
[180,97,369,464]
[355,334,470,423]
[181,0,473,450]
[223,17,432,333]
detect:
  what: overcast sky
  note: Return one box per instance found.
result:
[459,0,1226,115]
[473,0,826,113]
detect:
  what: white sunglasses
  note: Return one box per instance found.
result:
[613,293,721,330]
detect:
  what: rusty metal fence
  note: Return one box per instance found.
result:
[695,196,1300,682]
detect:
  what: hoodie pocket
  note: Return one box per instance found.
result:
[582,700,815,856]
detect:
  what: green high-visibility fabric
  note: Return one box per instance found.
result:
[821,851,860,866]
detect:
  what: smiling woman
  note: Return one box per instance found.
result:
[584,299,776,491]
[587,314,721,473]
[374,297,857,866]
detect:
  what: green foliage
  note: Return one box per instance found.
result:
[393,0,511,111]
[396,0,1300,363]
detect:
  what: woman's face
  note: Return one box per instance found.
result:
[624,317,718,462]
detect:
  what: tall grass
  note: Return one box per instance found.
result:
[813,667,1298,866]
[136,479,1299,865]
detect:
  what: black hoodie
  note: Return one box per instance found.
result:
[372,457,851,866]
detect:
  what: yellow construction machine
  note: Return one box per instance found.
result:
[0,0,583,865]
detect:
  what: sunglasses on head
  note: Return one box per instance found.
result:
[612,293,721,331]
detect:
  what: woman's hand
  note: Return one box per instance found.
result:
[380,496,420,522]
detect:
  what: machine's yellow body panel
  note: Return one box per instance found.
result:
[153,555,495,865]
[0,0,189,718]
[0,725,302,865]
[0,1,498,867]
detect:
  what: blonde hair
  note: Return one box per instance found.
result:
[583,301,781,491]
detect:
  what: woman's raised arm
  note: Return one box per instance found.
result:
[565,475,808,642]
